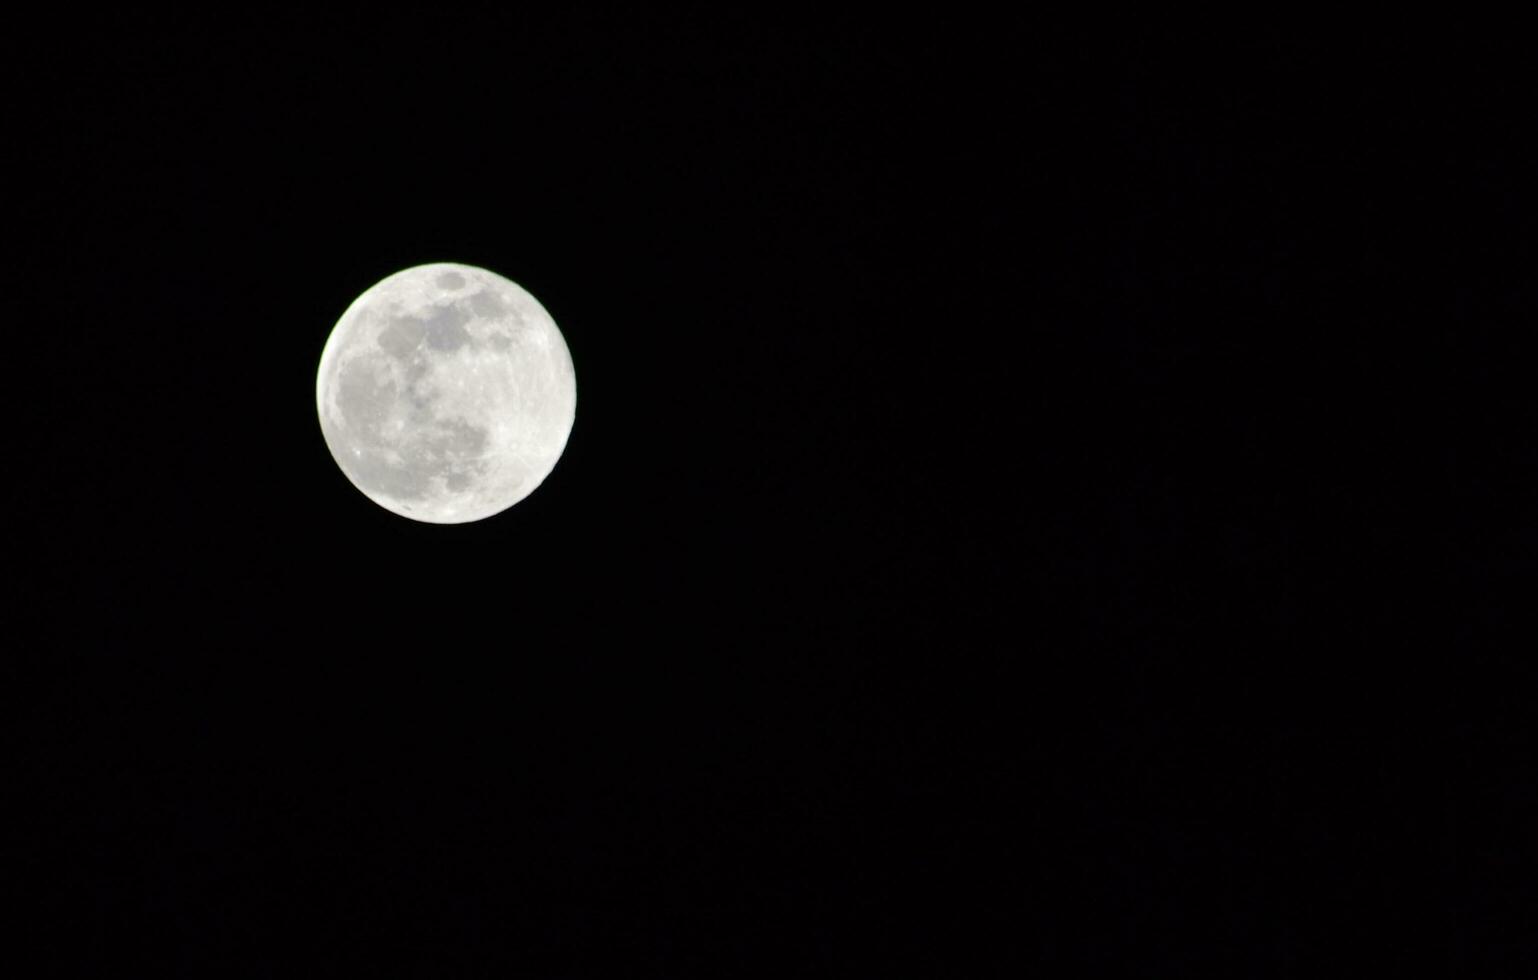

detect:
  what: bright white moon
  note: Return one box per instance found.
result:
[316,263,576,523]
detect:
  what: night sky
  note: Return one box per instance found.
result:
[8,18,1408,976]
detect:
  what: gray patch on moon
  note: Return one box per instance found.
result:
[428,417,489,457]
[378,304,472,358]
[403,357,429,387]
[469,289,506,318]
[436,271,466,290]
[377,315,426,359]
[336,358,397,431]
[326,408,490,506]
[424,304,473,351]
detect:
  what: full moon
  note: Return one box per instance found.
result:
[315,263,576,523]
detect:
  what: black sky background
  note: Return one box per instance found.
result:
[1,18,1423,976]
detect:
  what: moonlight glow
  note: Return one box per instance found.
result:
[315,263,576,523]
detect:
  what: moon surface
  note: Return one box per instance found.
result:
[316,263,575,523]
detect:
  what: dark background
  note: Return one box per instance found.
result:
[3,17,1392,976]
